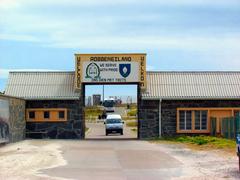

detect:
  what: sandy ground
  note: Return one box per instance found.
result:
[0,140,67,180]
[153,142,240,180]
[0,140,239,180]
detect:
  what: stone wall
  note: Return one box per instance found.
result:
[0,95,25,143]
[138,99,240,138]
[26,100,84,139]
[138,100,159,139]
[161,100,240,136]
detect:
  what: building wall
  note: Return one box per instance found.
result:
[161,100,240,136]
[23,98,240,139]
[26,100,84,139]
[138,100,159,139]
[138,99,240,138]
[0,95,25,143]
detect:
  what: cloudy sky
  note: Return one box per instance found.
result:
[0,0,240,95]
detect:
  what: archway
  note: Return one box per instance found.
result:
[82,83,141,139]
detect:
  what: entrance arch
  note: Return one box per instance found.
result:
[81,82,142,139]
[75,53,146,140]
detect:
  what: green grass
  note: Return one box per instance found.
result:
[129,104,137,109]
[122,116,137,121]
[84,106,103,117]
[127,109,137,116]
[126,121,138,127]
[153,135,236,148]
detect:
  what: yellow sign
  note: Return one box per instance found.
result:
[75,53,147,91]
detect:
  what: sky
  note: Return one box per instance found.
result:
[1,0,240,96]
[85,85,138,103]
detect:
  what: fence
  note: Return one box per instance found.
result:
[221,117,236,139]
[210,113,240,139]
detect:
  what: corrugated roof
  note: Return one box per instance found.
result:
[5,71,240,100]
[5,71,80,100]
[142,71,240,100]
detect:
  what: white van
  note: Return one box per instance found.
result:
[104,114,124,135]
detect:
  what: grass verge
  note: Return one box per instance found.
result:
[84,106,103,116]
[127,109,137,116]
[151,135,236,153]
[126,121,138,127]
[122,116,137,121]
[84,106,103,122]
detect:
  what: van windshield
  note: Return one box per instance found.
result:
[103,100,114,107]
[106,119,122,124]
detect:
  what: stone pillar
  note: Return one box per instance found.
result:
[138,100,159,139]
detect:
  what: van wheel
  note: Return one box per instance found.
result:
[121,131,123,135]
[106,131,108,136]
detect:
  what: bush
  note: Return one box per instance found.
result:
[191,136,208,145]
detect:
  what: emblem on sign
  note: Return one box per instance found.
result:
[85,63,100,79]
[119,64,131,78]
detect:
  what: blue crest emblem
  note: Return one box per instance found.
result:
[119,64,131,78]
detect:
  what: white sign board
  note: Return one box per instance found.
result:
[82,61,139,83]
[75,54,147,90]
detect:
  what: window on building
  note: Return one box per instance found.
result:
[195,110,208,130]
[179,110,192,130]
[59,111,65,119]
[44,111,50,119]
[29,111,35,119]
[178,108,240,133]
[26,108,67,122]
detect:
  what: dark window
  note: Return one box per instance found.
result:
[179,111,192,130]
[195,110,208,130]
[201,111,208,130]
[59,111,65,119]
[195,111,200,130]
[29,111,35,119]
[186,111,192,130]
[44,111,50,119]
[179,111,185,130]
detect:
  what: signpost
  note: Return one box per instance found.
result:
[75,53,147,91]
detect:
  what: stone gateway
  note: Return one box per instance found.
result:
[3,53,240,140]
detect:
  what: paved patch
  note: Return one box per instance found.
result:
[42,140,181,180]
